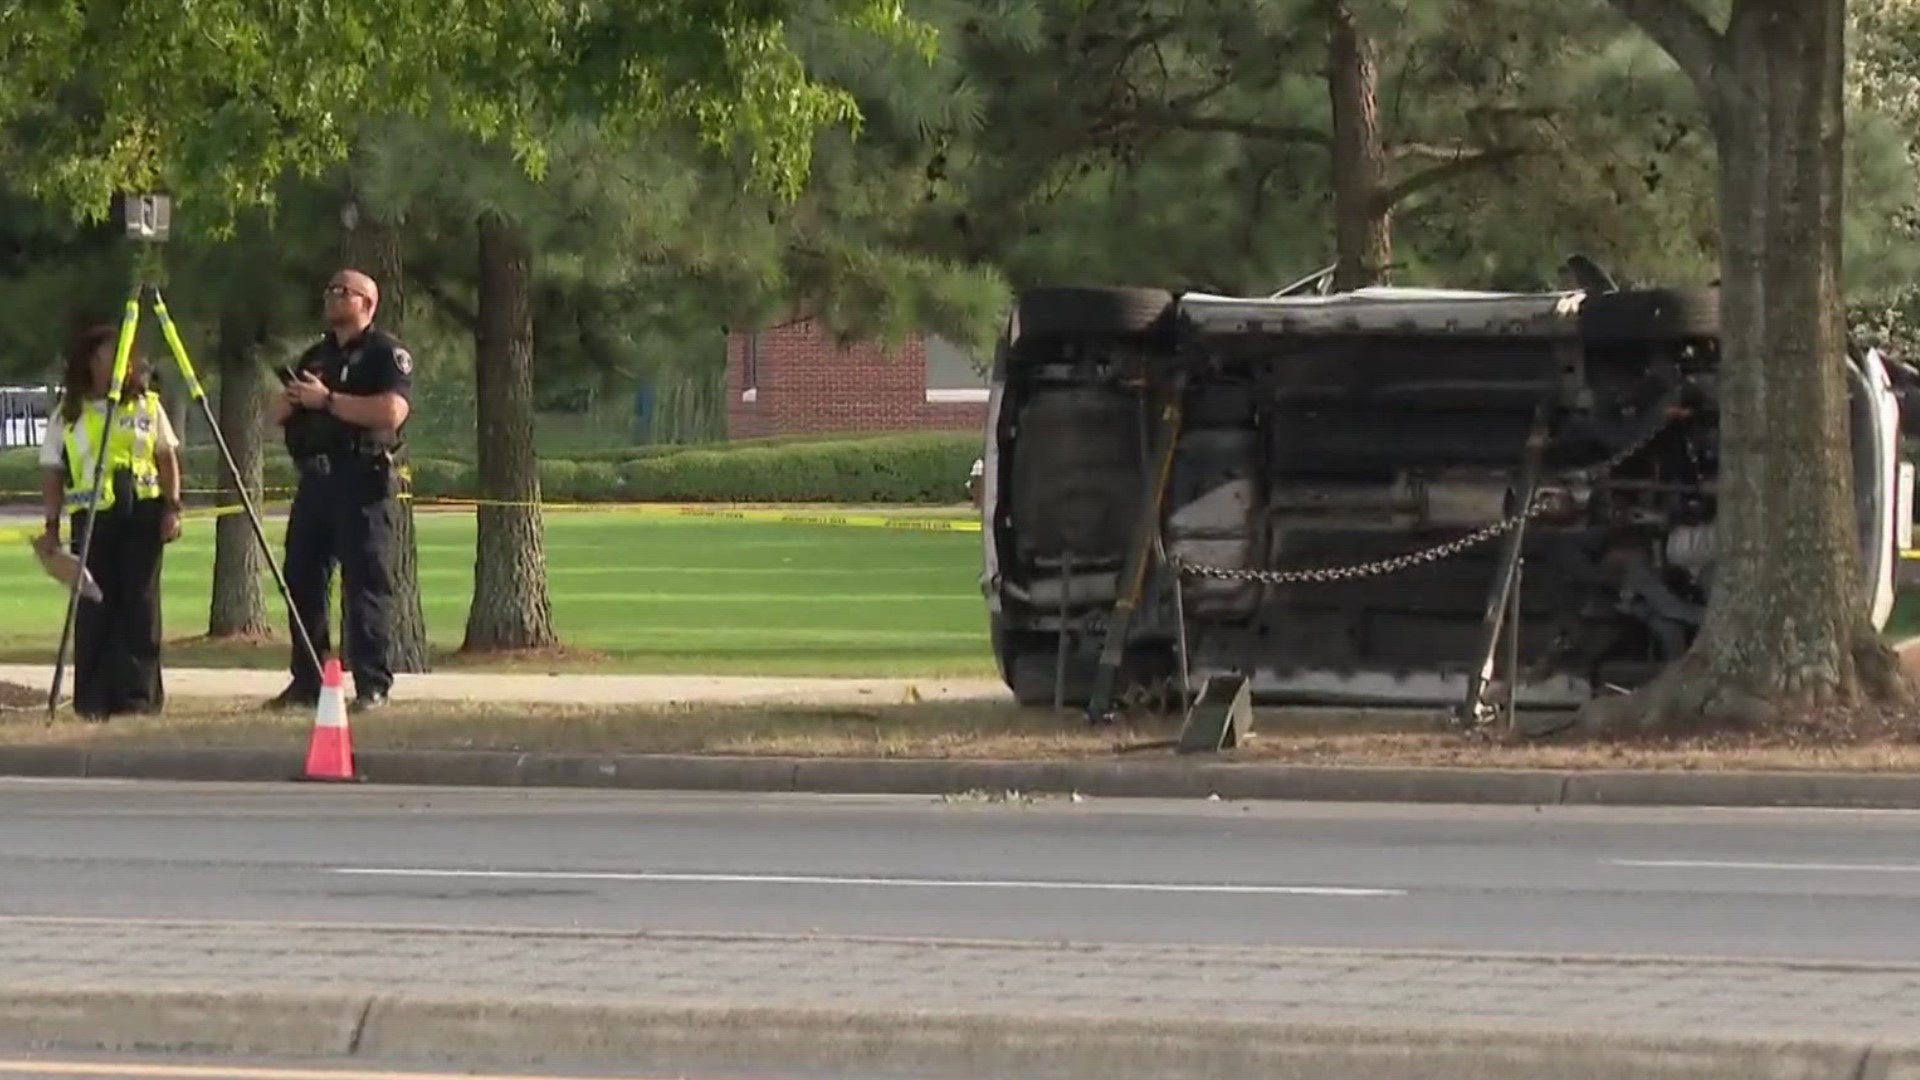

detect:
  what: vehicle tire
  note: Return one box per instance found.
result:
[1016,286,1176,343]
[992,617,1179,711]
[992,618,1088,707]
[1009,651,1096,708]
[1579,287,1719,343]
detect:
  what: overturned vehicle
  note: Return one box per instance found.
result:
[979,270,1913,723]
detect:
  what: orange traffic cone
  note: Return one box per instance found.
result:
[302,659,358,782]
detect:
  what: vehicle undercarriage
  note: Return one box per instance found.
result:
[980,277,1907,727]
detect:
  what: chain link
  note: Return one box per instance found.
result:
[1170,409,1676,585]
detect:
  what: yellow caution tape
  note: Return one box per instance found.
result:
[408,498,980,531]
[579,503,981,532]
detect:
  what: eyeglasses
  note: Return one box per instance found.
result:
[323,285,370,302]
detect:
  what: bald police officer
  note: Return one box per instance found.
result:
[268,269,413,713]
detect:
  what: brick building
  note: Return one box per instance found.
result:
[726,317,989,439]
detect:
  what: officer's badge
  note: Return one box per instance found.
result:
[395,348,413,375]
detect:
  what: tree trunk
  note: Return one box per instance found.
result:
[1326,0,1391,290]
[206,306,270,639]
[1597,0,1906,731]
[462,210,558,652]
[342,196,431,673]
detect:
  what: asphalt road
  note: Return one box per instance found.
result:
[3,779,1920,961]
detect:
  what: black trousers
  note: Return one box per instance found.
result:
[68,496,166,718]
[284,456,397,696]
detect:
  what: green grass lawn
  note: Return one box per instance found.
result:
[4,507,1915,680]
[1888,581,1920,640]
[0,511,998,678]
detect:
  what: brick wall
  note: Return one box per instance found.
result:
[727,318,988,439]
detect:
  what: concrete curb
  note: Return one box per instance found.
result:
[4,744,1920,808]
[2,986,1913,1080]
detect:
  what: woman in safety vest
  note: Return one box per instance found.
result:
[37,324,185,720]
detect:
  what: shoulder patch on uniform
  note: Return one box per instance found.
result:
[394,348,413,375]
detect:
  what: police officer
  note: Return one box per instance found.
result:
[268,269,412,713]
[39,324,185,720]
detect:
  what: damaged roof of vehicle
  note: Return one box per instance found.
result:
[1176,285,1601,338]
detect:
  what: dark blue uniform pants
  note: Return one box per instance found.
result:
[285,455,396,696]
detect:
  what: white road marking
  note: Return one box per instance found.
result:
[333,867,1405,897]
[1612,858,1920,874]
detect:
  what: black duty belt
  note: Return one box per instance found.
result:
[295,450,395,478]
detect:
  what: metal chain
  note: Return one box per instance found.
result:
[1170,409,1675,585]
[1175,505,1545,585]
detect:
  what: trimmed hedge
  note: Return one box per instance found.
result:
[0,432,983,506]
[556,433,980,504]
[559,432,880,465]
[601,434,977,504]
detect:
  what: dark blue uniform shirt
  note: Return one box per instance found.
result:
[284,325,413,460]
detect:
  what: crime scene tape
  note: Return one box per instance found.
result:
[415,500,983,532]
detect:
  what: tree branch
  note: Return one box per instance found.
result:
[1381,147,1528,209]
[1126,108,1330,146]
[1605,0,1724,89]
[1164,76,1235,116]
[1392,141,1486,161]
[415,276,479,333]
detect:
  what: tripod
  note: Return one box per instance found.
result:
[49,195,323,717]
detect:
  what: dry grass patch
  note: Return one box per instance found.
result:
[0,699,1138,758]
[0,681,44,710]
[1,696,1919,771]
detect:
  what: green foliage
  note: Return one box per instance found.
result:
[0,191,129,377]
[1394,18,1719,288]
[396,433,985,504]
[561,433,889,463]
[608,432,979,503]
[0,0,927,228]
[572,461,625,500]
[10,0,1920,457]
[537,459,582,500]
[889,0,1920,295]
[0,442,286,496]
[773,130,1013,352]
[344,0,1010,402]
[407,457,472,498]
[1847,0,1920,304]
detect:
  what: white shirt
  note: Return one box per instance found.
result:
[39,399,181,469]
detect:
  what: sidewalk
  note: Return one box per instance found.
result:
[0,663,1010,706]
[2,916,1916,1078]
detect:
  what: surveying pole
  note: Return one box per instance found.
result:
[48,193,325,717]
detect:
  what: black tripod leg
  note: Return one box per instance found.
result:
[49,289,143,717]
[150,289,325,679]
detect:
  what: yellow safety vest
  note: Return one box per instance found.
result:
[62,393,163,513]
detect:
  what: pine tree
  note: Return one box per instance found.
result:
[1584,0,1913,729]
[340,168,432,673]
